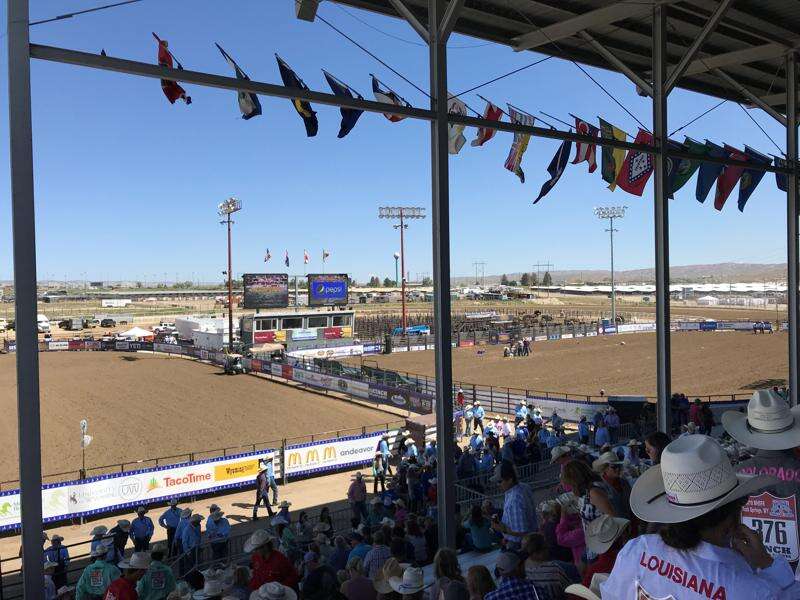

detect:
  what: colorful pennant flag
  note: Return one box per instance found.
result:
[215,43,261,120]
[304,249,310,264]
[534,139,572,204]
[774,156,788,192]
[471,101,503,147]
[504,106,534,183]
[571,116,598,173]
[737,146,772,212]
[615,129,654,196]
[153,34,191,105]
[323,249,330,262]
[447,94,468,155]
[372,76,411,122]
[284,250,290,268]
[599,118,626,191]
[695,140,726,202]
[276,55,318,137]
[322,70,364,139]
[667,137,703,197]
[264,249,272,263]
[713,145,747,210]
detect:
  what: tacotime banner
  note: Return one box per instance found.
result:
[368,383,434,414]
[282,431,385,478]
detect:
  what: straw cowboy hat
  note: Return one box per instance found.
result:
[404,438,415,446]
[565,574,609,600]
[592,451,623,473]
[630,434,777,523]
[193,579,225,600]
[550,446,571,463]
[244,529,276,553]
[373,558,407,594]
[389,567,425,595]
[118,552,151,570]
[251,582,297,600]
[722,389,800,450]
[584,515,630,555]
[278,500,292,509]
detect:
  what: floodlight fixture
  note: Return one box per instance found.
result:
[218,197,242,216]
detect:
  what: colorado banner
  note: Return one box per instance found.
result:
[283,431,385,478]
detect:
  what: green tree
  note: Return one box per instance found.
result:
[509,280,518,287]
[500,274,509,285]
[542,271,553,286]
[368,276,381,287]
[520,272,530,286]
[383,277,395,287]
[421,276,433,286]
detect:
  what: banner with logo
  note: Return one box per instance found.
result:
[283,431,384,478]
[368,383,434,413]
[525,394,599,422]
[287,344,364,359]
[742,491,799,562]
[153,343,184,354]
[0,450,275,532]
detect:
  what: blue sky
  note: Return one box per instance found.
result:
[0,0,791,284]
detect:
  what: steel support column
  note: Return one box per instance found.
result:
[429,0,456,549]
[787,51,798,406]
[7,0,45,596]
[653,5,672,432]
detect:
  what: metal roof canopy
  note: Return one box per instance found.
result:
[316,0,800,118]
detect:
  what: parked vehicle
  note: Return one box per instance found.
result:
[85,318,100,328]
[153,322,177,334]
[0,319,7,332]
[100,318,116,328]
[37,314,50,333]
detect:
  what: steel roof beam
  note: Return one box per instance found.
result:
[387,0,429,42]
[665,0,731,93]
[712,67,787,125]
[578,31,653,97]
[438,0,465,42]
[682,43,788,76]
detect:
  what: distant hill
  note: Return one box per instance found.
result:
[453,262,787,285]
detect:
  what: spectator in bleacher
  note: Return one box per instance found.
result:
[327,535,350,572]
[522,532,576,600]
[366,497,384,530]
[457,388,465,408]
[484,430,500,456]
[76,542,120,600]
[644,431,670,465]
[363,530,392,579]
[592,452,631,520]
[405,517,427,564]
[104,552,151,600]
[462,505,493,553]
[592,419,610,449]
[422,516,439,562]
[531,407,543,427]
[468,432,484,454]
[180,514,203,574]
[275,500,292,522]
[463,405,474,438]
[246,529,299,592]
[158,499,181,556]
[347,532,371,563]
[44,534,70,589]
[473,401,486,434]
[456,447,478,480]
[224,566,250,600]
[250,582,297,600]
[90,525,109,554]
[484,551,538,600]
[339,556,375,600]
[689,398,703,429]
[425,548,464,600]
[465,565,495,600]
[490,460,537,551]
[348,472,368,522]
[373,557,404,599]
[404,438,419,460]
[538,501,572,564]
[622,439,641,465]
[135,542,176,600]
[701,402,715,435]
[577,416,590,445]
[561,460,617,535]
[318,508,334,539]
[581,515,630,590]
[295,511,314,546]
[206,509,230,561]
[554,503,585,568]
[538,427,551,446]
[393,500,408,527]
[130,506,154,552]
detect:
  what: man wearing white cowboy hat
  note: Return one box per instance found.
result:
[206,509,231,561]
[90,525,109,554]
[723,389,800,502]
[550,445,572,466]
[106,552,151,600]
[250,582,296,600]
[44,534,70,589]
[158,499,181,557]
[463,403,474,438]
[377,432,393,475]
[404,437,419,460]
[130,505,155,552]
[514,400,528,427]
[622,438,642,465]
[473,401,486,434]
[75,540,120,600]
[600,434,800,599]
[246,530,300,591]
[136,542,176,600]
[581,514,631,588]
[389,566,425,598]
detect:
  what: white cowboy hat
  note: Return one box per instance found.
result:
[402,430,410,436]
[630,434,777,523]
[404,438,414,446]
[380,517,395,527]
[118,552,151,570]
[192,579,225,600]
[584,514,630,555]
[722,389,800,450]
[270,515,289,527]
[389,567,425,594]
[628,439,641,446]
[592,451,623,473]
[550,446,571,463]
[373,558,407,594]
[251,582,297,600]
[90,525,107,536]
[244,529,276,553]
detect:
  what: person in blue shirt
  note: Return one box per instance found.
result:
[484,418,496,438]
[90,525,109,554]
[594,421,611,448]
[469,432,484,452]
[378,433,392,474]
[473,402,486,433]
[538,427,551,445]
[157,499,181,557]
[463,405,474,438]
[514,401,528,427]
[500,439,515,464]
[179,514,203,576]
[456,448,478,479]
[531,407,543,426]
[546,434,562,449]
[206,509,230,561]
[578,415,591,444]
[551,411,564,434]
[478,450,495,474]
[404,438,419,459]
[43,534,69,589]
[515,423,529,442]
[424,439,437,461]
[347,532,371,563]
[130,506,155,552]
[172,509,192,556]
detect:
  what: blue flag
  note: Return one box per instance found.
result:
[322,70,364,138]
[215,43,261,120]
[695,140,726,202]
[737,146,772,212]
[534,139,572,204]
[774,156,788,192]
[276,55,318,137]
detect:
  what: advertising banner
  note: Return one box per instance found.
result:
[307,274,349,306]
[741,492,799,562]
[617,323,657,333]
[369,383,434,413]
[242,273,289,309]
[699,321,718,331]
[153,343,183,354]
[68,340,86,351]
[291,329,318,341]
[525,394,598,422]
[290,369,370,399]
[49,341,69,351]
[0,450,275,532]
[283,432,383,478]
[323,327,343,340]
[677,322,701,331]
[363,343,383,355]
[287,345,364,359]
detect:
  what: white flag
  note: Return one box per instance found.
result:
[81,434,93,449]
[447,94,467,155]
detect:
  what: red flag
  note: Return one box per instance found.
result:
[304,250,310,264]
[714,145,747,211]
[615,129,654,196]
[471,101,503,147]
[572,116,598,173]
[154,35,191,105]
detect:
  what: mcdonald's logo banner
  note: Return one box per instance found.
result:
[282,431,385,478]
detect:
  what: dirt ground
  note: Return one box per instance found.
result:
[350,331,788,398]
[0,352,396,483]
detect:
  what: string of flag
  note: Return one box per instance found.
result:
[151,35,789,213]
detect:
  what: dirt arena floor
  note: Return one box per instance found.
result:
[349,331,788,398]
[0,352,396,483]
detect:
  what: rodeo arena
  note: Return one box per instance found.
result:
[7,0,800,599]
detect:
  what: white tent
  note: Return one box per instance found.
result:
[118,326,154,339]
[696,295,719,306]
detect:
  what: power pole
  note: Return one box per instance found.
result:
[472,261,486,286]
[379,207,426,332]
[218,197,241,352]
[533,261,553,283]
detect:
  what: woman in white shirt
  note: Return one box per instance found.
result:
[601,435,800,599]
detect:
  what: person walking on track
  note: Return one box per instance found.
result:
[253,457,277,521]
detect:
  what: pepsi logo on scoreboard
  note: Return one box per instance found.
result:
[308,274,349,306]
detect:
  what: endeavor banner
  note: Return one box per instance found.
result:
[283,431,385,478]
[0,449,276,532]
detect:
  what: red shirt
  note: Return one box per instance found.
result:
[249,550,299,590]
[103,577,138,600]
[582,547,620,587]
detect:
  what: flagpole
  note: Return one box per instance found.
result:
[540,111,573,129]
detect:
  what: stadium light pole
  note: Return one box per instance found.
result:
[379,207,426,332]
[594,206,626,326]
[394,252,400,287]
[219,197,241,352]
